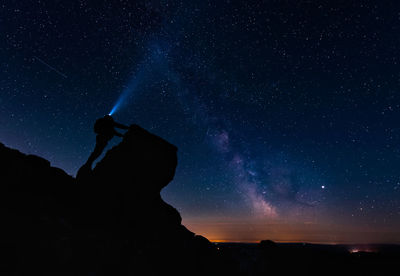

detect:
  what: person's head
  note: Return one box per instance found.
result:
[94,115,115,134]
[104,115,114,122]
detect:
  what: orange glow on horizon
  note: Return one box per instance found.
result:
[182,216,400,245]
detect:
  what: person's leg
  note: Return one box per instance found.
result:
[84,135,108,168]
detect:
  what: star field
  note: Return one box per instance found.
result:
[1,0,400,243]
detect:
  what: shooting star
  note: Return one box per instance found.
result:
[33,56,68,79]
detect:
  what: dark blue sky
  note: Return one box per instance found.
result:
[1,0,399,243]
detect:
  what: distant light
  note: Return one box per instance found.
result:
[321,185,325,189]
[349,248,375,254]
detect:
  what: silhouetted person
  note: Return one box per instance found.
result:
[84,115,128,169]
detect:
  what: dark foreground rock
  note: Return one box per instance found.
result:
[0,125,238,275]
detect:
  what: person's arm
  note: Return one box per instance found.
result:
[114,122,129,129]
[114,130,124,137]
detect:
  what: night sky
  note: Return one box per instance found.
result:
[1,0,400,244]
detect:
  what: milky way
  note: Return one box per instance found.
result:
[1,1,400,243]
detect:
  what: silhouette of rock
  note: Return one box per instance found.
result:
[0,125,237,275]
[259,240,278,250]
[77,124,228,274]
[0,142,76,274]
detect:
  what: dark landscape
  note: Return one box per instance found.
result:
[216,241,400,275]
[0,125,235,275]
[1,125,399,275]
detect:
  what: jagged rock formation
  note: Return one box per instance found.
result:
[0,125,236,275]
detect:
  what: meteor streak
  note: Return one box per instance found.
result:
[33,56,68,79]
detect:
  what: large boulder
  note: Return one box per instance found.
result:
[77,124,224,275]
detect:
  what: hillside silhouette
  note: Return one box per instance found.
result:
[0,124,236,275]
[1,124,399,275]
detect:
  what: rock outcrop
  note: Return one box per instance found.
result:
[0,142,77,274]
[0,125,235,275]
